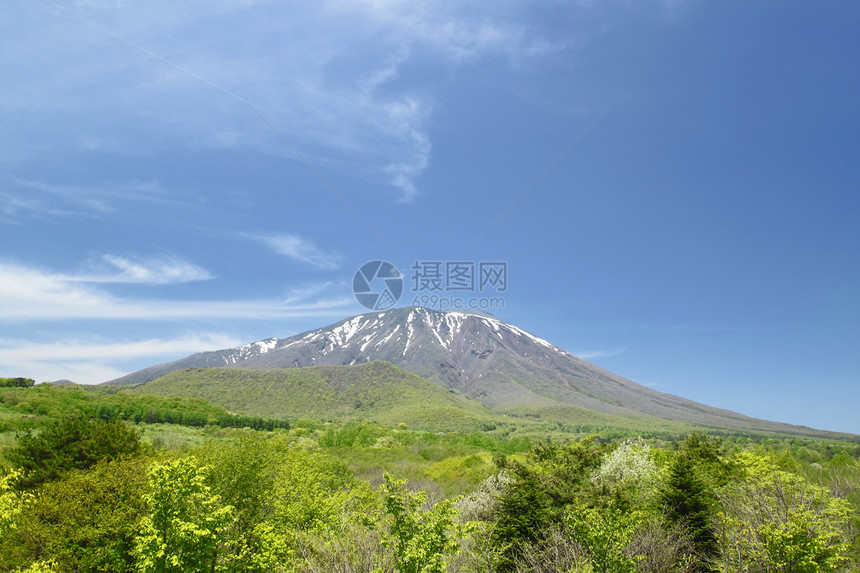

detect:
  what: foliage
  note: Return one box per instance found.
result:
[0,456,149,573]
[269,447,376,533]
[7,414,142,488]
[0,377,35,388]
[660,450,718,559]
[1,384,859,573]
[134,457,233,573]
[492,439,608,567]
[566,502,643,573]
[196,435,283,572]
[319,421,388,448]
[592,437,659,506]
[0,469,31,534]
[378,473,465,573]
[0,383,288,433]
[715,451,852,572]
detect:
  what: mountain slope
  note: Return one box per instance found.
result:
[128,362,712,435]
[127,361,500,432]
[108,307,844,437]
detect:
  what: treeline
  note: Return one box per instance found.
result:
[0,383,289,432]
[0,377,35,388]
[89,403,290,431]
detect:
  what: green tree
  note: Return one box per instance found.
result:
[378,473,464,573]
[134,457,232,573]
[566,502,644,573]
[492,463,550,570]
[0,470,31,536]
[492,439,607,571]
[0,377,35,388]
[715,451,851,572]
[8,414,141,489]
[660,452,718,560]
[0,457,149,573]
[198,436,282,573]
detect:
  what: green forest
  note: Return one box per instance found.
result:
[1,382,859,572]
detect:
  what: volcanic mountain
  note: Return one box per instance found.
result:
[105,307,837,436]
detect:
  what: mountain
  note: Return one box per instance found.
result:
[107,307,842,437]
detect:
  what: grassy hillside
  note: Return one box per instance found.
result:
[128,361,502,432]
[124,361,853,440]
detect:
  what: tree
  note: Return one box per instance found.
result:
[660,451,718,560]
[492,439,608,571]
[0,377,36,388]
[715,451,851,572]
[134,457,232,573]
[378,473,464,573]
[592,437,659,507]
[492,463,551,571]
[0,457,149,573]
[566,502,644,573]
[197,436,283,573]
[0,470,31,536]
[8,414,141,489]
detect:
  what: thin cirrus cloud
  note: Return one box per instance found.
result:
[0,178,191,221]
[574,347,627,360]
[1,1,560,201]
[256,233,342,270]
[71,255,214,284]
[0,262,352,321]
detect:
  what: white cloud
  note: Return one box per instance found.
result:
[574,347,626,359]
[256,234,341,270]
[0,262,352,321]
[73,255,213,284]
[0,333,243,361]
[0,333,245,384]
[0,1,562,201]
[1,178,189,220]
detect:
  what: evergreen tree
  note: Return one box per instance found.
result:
[660,452,717,560]
[8,414,141,489]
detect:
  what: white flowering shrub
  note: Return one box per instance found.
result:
[457,470,513,523]
[592,438,658,496]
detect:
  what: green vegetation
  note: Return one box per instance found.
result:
[8,414,142,489]
[127,362,497,432]
[0,377,858,572]
[135,457,233,573]
[123,364,856,442]
[0,382,289,437]
[0,378,35,388]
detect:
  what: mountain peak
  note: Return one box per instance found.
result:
[104,306,835,436]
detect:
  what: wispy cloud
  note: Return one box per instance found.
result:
[1,1,562,201]
[0,178,192,222]
[254,233,341,270]
[0,333,245,384]
[73,255,213,284]
[574,347,627,359]
[0,262,352,321]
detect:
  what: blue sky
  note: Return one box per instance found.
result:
[1,1,858,433]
